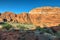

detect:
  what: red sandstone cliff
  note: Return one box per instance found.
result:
[29,7,60,27]
[0,7,60,27]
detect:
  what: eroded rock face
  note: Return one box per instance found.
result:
[29,7,60,27]
[0,12,31,24]
[16,12,31,23]
[0,7,60,28]
[0,12,16,22]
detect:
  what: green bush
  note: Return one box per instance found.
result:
[2,23,12,30]
[35,26,44,31]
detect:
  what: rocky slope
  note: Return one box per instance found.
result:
[0,6,60,27]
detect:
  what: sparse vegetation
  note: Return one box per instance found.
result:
[55,31,60,38]
[0,22,60,40]
[58,24,60,26]
[17,25,26,30]
[16,23,35,30]
[2,22,13,30]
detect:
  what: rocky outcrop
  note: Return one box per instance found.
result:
[0,12,16,22]
[0,12,31,24]
[16,12,31,23]
[29,7,60,27]
[0,6,60,28]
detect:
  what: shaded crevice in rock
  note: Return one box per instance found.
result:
[3,19,7,22]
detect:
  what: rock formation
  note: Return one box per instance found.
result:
[29,6,60,27]
[0,6,60,27]
[16,12,31,23]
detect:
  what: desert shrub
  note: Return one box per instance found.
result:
[35,26,45,33]
[35,26,43,31]
[17,25,26,30]
[58,24,60,26]
[2,23,12,30]
[55,31,60,38]
[17,24,35,30]
[43,27,55,34]
[35,26,54,34]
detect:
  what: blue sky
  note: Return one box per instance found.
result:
[0,0,60,14]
